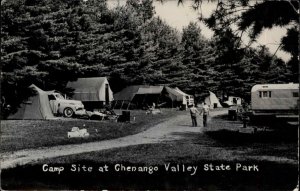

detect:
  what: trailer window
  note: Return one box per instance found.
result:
[259,91,271,98]
[293,92,299,97]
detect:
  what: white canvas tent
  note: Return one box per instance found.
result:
[66,77,113,109]
[173,87,194,106]
[224,96,242,106]
[204,91,223,109]
[164,87,183,100]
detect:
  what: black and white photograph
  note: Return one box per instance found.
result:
[0,0,299,190]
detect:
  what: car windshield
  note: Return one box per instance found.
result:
[54,93,65,99]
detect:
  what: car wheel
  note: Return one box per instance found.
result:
[63,107,74,118]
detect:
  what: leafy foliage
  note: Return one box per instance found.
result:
[187,0,298,83]
[1,0,295,112]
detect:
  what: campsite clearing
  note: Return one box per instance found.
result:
[1,108,297,169]
[27,112,297,165]
[0,109,180,153]
[1,109,297,190]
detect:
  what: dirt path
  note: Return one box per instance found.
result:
[0,110,227,169]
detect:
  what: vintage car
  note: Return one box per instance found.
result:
[47,92,86,117]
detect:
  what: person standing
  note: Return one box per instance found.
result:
[200,102,210,127]
[242,102,249,128]
[189,104,200,127]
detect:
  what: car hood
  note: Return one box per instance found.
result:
[59,99,84,106]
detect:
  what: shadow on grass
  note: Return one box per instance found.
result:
[205,129,297,144]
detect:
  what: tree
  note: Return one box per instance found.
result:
[1,0,110,108]
[179,0,299,82]
[1,0,184,109]
[180,22,216,100]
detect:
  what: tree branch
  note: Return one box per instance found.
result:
[271,43,283,59]
[284,0,299,15]
[226,8,251,15]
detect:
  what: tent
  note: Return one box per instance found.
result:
[133,86,164,107]
[113,85,164,109]
[66,77,113,110]
[163,87,194,108]
[114,85,193,109]
[173,87,194,106]
[204,91,223,109]
[224,96,242,106]
[164,87,183,102]
[114,85,164,102]
[8,84,55,119]
[113,85,143,102]
[136,86,164,94]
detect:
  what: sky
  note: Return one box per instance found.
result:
[107,0,291,62]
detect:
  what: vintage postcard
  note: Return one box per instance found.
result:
[0,0,299,190]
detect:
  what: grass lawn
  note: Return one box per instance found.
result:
[35,127,298,165]
[0,109,182,153]
[1,114,298,190]
[34,115,297,165]
[2,130,297,190]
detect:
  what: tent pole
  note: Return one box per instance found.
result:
[113,100,117,110]
[127,102,131,110]
[141,94,147,109]
[120,100,124,110]
[142,94,146,104]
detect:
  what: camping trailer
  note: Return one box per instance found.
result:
[251,83,299,116]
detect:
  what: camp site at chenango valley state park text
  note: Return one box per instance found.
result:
[0,0,299,190]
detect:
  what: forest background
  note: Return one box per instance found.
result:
[1,0,298,110]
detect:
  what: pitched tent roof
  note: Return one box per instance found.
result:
[174,87,190,96]
[136,86,164,94]
[204,91,223,109]
[113,85,141,101]
[8,84,55,119]
[173,87,194,105]
[165,87,185,101]
[114,85,194,102]
[114,85,165,101]
[66,77,113,102]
